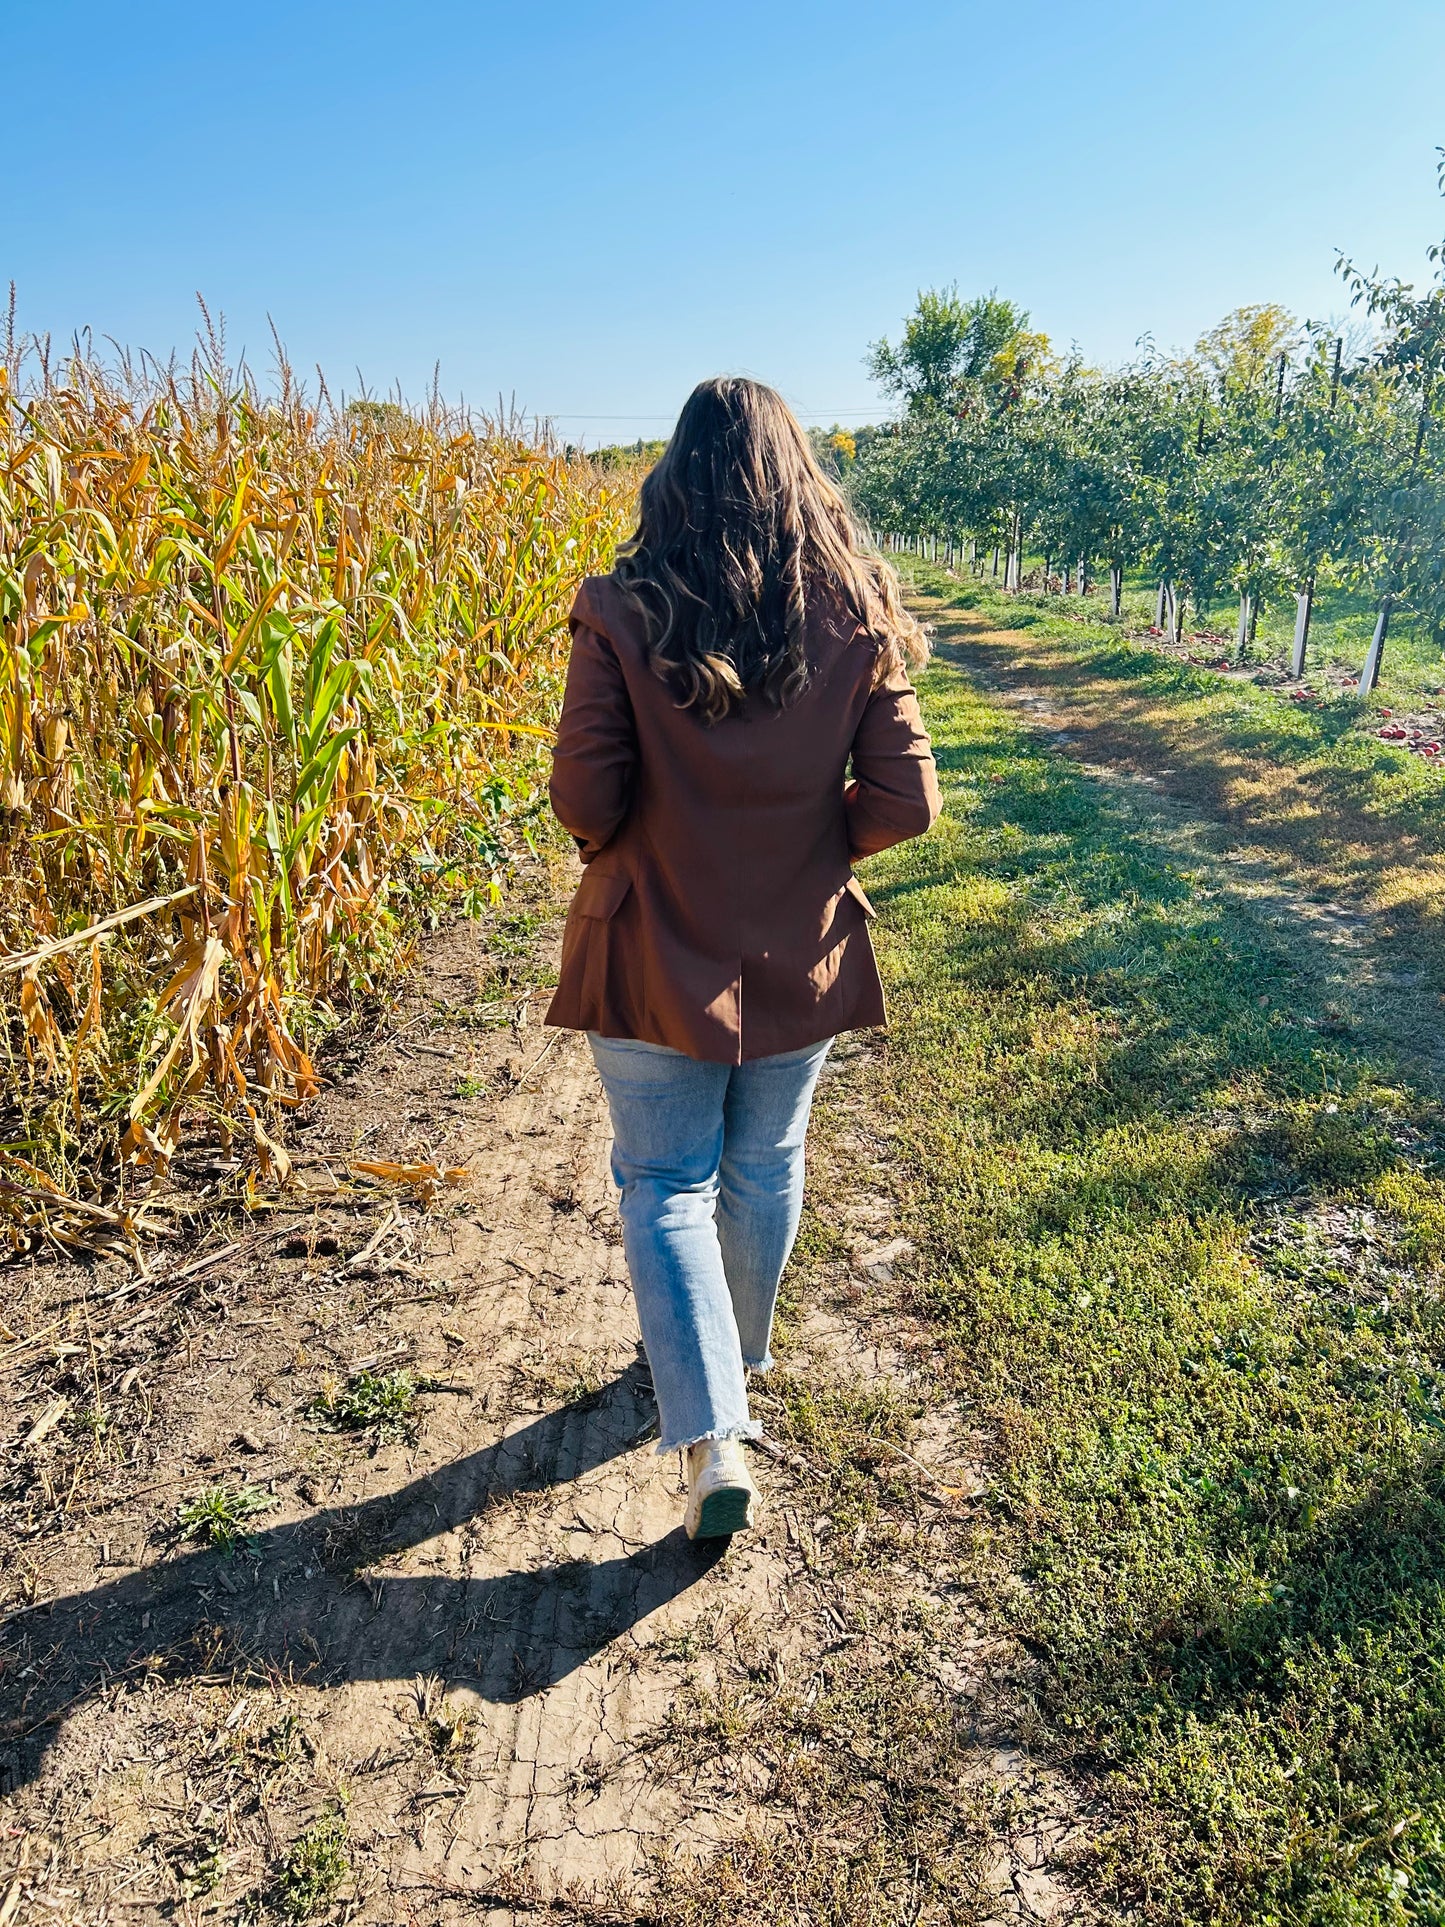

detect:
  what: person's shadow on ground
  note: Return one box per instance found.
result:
[0,1360,723,1792]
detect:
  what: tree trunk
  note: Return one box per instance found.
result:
[1236,592,1251,662]
[992,545,1000,579]
[1111,563,1123,617]
[1173,585,1185,645]
[1290,582,1314,678]
[1155,580,1167,630]
[1360,597,1392,694]
[1078,558,1088,596]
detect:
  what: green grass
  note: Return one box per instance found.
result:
[852,649,1445,1924]
[954,551,1443,694]
[900,559,1445,854]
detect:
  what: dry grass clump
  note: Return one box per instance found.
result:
[0,302,632,1248]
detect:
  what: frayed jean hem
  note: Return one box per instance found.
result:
[744,1354,775,1374]
[655,1418,764,1457]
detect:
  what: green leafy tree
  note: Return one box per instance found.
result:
[867,288,1035,415]
[1338,156,1445,680]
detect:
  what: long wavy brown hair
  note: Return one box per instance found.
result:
[613,377,927,723]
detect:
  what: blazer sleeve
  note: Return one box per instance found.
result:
[844,657,942,860]
[548,616,639,861]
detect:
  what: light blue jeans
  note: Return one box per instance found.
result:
[587,1033,833,1453]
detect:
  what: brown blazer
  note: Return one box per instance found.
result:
[544,573,940,1062]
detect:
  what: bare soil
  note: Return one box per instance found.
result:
[0,863,1079,1924]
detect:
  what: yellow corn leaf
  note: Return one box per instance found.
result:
[70,940,105,1116]
[19,971,64,1078]
[156,934,226,1016]
[120,1115,179,1171]
[351,1159,444,1196]
[128,934,226,1121]
[211,513,255,579]
[250,1108,293,1185]
[178,593,223,632]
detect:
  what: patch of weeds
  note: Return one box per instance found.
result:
[411,1677,478,1762]
[454,1071,489,1099]
[755,1369,921,1537]
[1371,1165,1445,1266]
[308,1368,429,1442]
[177,1482,276,1553]
[447,1000,513,1032]
[651,1606,722,1667]
[651,1637,1006,1918]
[1277,1092,1402,1185]
[770,1369,914,1472]
[489,909,542,957]
[534,1349,608,1407]
[271,1810,349,1921]
[652,1678,758,1763]
[248,1711,311,1768]
[652,1624,703,1665]
[787,1203,854,1271]
[164,1819,226,1899]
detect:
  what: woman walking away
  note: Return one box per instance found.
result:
[546,377,940,1540]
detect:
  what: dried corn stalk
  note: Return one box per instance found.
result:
[0,318,633,1242]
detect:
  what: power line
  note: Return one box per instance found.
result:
[524,408,883,422]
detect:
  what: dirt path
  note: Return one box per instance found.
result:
[1,874,1079,1924]
[913,585,1445,1097]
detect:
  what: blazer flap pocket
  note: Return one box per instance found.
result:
[844,875,877,919]
[575,868,633,920]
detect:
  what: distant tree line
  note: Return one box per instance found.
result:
[846,163,1445,692]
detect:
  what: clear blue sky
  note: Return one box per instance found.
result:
[6,0,1444,442]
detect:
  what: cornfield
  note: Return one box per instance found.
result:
[0,316,633,1252]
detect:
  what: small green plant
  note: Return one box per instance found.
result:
[177,1483,276,1553]
[272,1811,349,1921]
[308,1368,427,1441]
[652,1623,704,1665]
[454,1071,489,1099]
[165,1821,226,1898]
[249,1711,309,1767]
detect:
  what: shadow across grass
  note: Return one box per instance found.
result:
[907,568,1445,958]
[853,647,1445,1921]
